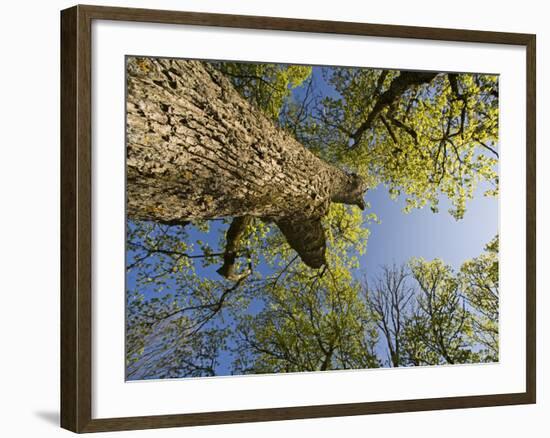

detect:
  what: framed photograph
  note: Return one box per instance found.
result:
[60,4,536,433]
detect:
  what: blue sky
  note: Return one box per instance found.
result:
[362,184,497,273]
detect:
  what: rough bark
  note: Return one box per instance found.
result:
[126,57,368,269]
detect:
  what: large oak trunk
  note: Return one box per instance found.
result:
[126,57,367,269]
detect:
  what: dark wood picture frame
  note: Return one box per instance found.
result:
[61,4,536,433]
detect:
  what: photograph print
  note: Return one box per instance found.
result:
[125,56,499,380]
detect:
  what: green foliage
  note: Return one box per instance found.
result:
[125,221,250,378]
[365,239,500,368]
[459,235,499,361]
[234,204,378,373]
[234,271,380,373]
[216,62,312,121]
[407,258,473,365]
[297,69,499,219]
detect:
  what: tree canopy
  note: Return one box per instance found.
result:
[125,59,499,379]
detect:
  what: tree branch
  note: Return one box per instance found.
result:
[217,216,253,281]
[350,71,438,148]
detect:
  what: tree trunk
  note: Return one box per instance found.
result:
[126,57,367,268]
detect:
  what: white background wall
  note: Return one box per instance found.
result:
[0,0,546,436]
